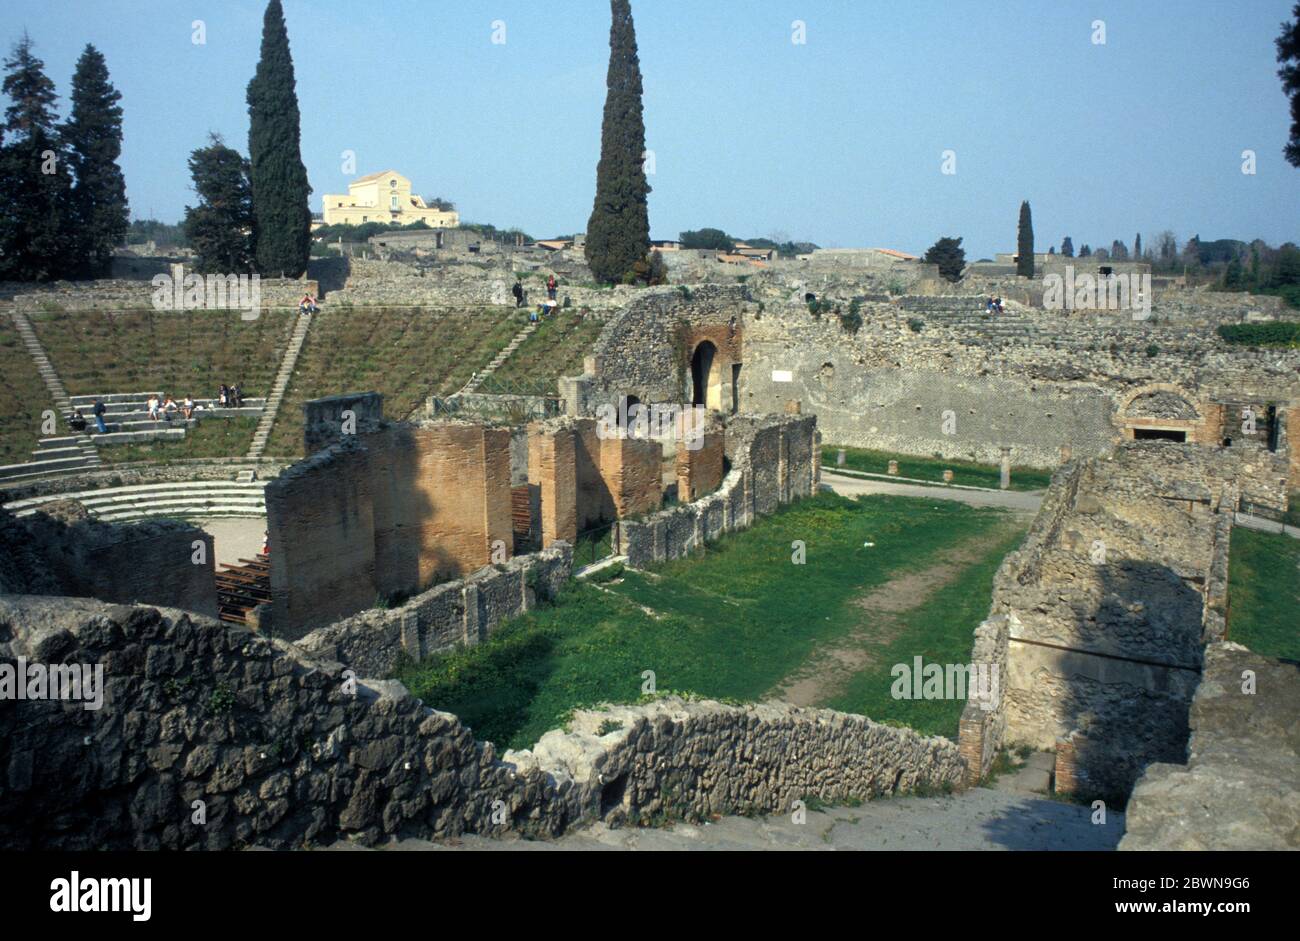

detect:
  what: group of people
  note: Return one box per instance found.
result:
[513,274,561,321]
[299,293,319,315]
[65,387,238,435]
[984,296,1005,314]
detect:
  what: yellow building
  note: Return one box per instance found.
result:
[319,171,459,228]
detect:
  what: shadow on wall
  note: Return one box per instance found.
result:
[1059,559,1205,804]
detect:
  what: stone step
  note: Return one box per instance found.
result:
[4,480,265,511]
[90,428,188,445]
[0,455,97,480]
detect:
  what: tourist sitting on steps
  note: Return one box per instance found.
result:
[182,396,195,420]
[299,293,318,315]
[147,395,162,421]
[68,409,87,433]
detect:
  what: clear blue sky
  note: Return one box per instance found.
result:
[5,0,1298,258]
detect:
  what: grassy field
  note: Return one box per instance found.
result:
[823,445,1053,491]
[397,492,1020,750]
[29,308,294,399]
[825,524,1026,736]
[97,416,259,465]
[1227,527,1300,660]
[0,315,58,466]
[264,305,521,457]
[488,309,605,390]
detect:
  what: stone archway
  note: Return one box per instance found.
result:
[1115,383,1203,443]
[691,340,725,410]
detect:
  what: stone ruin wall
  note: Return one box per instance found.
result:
[740,294,1300,475]
[563,283,756,414]
[7,274,318,312]
[526,417,664,547]
[0,503,216,619]
[266,421,514,640]
[958,442,1288,799]
[292,543,574,680]
[617,415,819,568]
[0,596,964,850]
[1119,642,1300,851]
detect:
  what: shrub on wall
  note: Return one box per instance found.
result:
[1216,321,1300,347]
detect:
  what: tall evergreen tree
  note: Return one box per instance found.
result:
[1016,201,1034,277]
[183,133,254,273]
[1111,239,1128,259]
[585,0,652,284]
[1079,244,1092,257]
[63,44,128,278]
[1277,2,1300,166]
[246,0,311,276]
[1134,232,1142,260]
[0,33,73,281]
[1061,236,1074,257]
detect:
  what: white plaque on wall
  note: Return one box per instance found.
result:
[771,370,793,383]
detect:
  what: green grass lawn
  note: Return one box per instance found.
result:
[397,492,1020,750]
[265,305,520,457]
[825,524,1026,737]
[823,445,1053,491]
[29,308,294,399]
[488,309,605,391]
[1227,527,1300,660]
[97,416,260,464]
[1284,493,1300,529]
[0,316,58,466]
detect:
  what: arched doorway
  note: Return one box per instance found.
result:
[691,341,718,408]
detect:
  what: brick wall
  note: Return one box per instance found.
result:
[267,420,514,639]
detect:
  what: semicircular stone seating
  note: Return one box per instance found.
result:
[2,479,266,523]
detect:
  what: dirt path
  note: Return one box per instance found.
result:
[765,518,1024,707]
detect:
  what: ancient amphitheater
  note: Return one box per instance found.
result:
[1,248,1297,851]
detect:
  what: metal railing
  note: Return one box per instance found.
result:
[574,522,615,567]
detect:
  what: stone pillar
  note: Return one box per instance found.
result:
[462,583,481,646]
[1000,447,1012,491]
[400,610,422,662]
[836,448,846,467]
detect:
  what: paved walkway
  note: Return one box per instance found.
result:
[821,470,1044,513]
[327,788,1122,852]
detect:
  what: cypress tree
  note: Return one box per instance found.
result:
[0,33,73,281]
[585,0,652,284]
[1016,201,1034,277]
[1061,236,1074,257]
[1277,2,1300,166]
[183,133,254,273]
[1134,232,1142,260]
[63,44,128,278]
[246,0,311,277]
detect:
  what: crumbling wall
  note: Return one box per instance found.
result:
[267,418,514,639]
[1119,643,1300,850]
[618,414,818,567]
[958,442,1267,799]
[0,596,965,850]
[528,417,663,547]
[304,392,384,454]
[293,543,573,678]
[0,503,216,618]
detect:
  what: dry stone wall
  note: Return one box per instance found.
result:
[1119,643,1300,850]
[0,503,216,618]
[0,596,964,850]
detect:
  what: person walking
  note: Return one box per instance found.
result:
[92,399,107,434]
[512,280,524,308]
[546,274,558,301]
